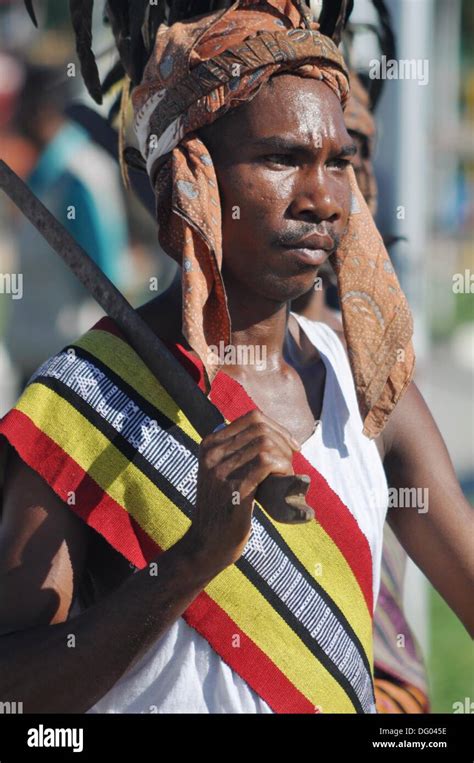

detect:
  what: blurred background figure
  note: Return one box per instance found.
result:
[0,54,130,394]
[0,0,178,413]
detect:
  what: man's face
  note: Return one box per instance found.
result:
[198,73,355,304]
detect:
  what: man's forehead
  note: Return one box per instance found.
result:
[244,111,351,154]
[243,75,348,137]
[249,133,356,159]
[199,75,348,155]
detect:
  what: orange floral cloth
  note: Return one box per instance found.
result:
[131,0,415,439]
[375,677,430,714]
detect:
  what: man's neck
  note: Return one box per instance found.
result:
[139,271,302,374]
[224,278,290,374]
[291,287,325,323]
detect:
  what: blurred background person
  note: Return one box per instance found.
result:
[0,54,130,395]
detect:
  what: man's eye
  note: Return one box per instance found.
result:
[328,157,351,170]
[263,154,295,167]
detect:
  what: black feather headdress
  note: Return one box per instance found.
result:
[23,1,354,105]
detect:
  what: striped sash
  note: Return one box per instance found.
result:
[0,317,376,713]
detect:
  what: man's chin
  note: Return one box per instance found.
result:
[262,269,323,304]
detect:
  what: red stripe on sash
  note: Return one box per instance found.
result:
[185,591,316,714]
[0,409,157,566]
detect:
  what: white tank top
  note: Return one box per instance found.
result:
[79,315,388,714]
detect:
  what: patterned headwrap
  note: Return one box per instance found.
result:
[131,0,415,439]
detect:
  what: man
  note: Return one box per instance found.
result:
[0,1,472,714]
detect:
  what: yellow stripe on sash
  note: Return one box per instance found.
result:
[207,564,356,713]
[16,385,190,546]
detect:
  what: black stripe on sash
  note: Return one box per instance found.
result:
[67,345,199,454]
[251,505,374,681]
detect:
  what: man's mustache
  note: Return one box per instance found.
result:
[273,224,340,252]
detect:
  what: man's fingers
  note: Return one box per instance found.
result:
[211,440,294,494]
[207,409,301,451]
[230,454,295,503]
[202,423,294,469]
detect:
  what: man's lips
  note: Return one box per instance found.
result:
[280,246,330,266]
[281,232,335,250]
[279,234,335,266]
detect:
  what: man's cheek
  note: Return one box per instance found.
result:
[231,193,281,224]
[220,172,287,225]
[219,181,259,219]
[249,185,291,224]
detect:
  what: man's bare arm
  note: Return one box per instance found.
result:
[0,447,218,713]
[382,381,474,637]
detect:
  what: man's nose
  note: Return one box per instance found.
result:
[289,168,344,224]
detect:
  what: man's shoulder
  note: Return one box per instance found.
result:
[136,289,185,346]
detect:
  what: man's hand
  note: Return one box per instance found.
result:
[184,409,300,575]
